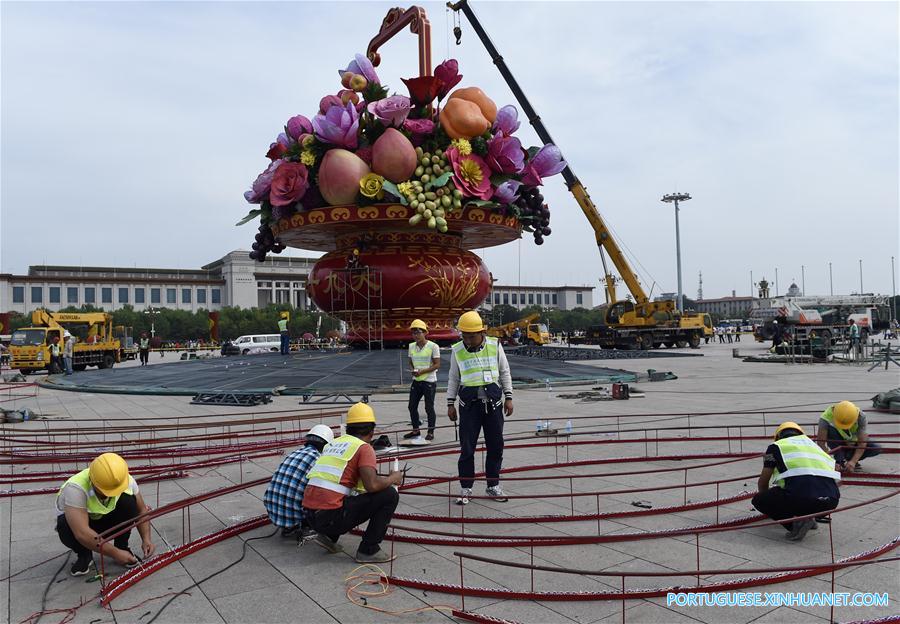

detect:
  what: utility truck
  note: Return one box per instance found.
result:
[10,310,122,374]
[487,313,550,346]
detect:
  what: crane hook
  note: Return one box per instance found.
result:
[453,25,462,45]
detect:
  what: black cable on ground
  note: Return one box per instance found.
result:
[32,552,69,624]
[144,528,278,624]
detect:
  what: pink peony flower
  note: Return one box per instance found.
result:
[312,102,359,149]
[403,117,435,146]
[367,95,412,128]
[244,159,282,204]
[269,162,310,207]
[447,147,492,200]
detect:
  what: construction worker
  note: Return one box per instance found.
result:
[49,334,62,374]
[406,319,441,442]
[303,403,403,563]
[848,319,861,356]
[278,312,290,355]
[56,453,155,576]
[447,310,513,505]
[139,332,150,366]
[752,422,841,542]
[264,424,334,539]
[63,332,75,375]
[817,400,881,471]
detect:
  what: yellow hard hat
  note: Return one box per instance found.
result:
[280,311,289,319]
[346,402,376,424]
[457,310,485,333]
[833,401,859,430]
[773,421,805,441]
[89,453,131,497]
[409,319,427,332]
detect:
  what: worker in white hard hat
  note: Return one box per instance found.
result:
[405,319,441,442]
[303,403,404,563]
[263,424,335,539]
[817,400,881,472]
[752,422,841,542]
[447,310,514,505]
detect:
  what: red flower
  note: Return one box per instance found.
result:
[269,162,309,207]
[434,60,462,99]
[266,142,288,161]
[401,76,444,107]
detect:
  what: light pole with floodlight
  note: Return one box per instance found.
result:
[661,192,691,313]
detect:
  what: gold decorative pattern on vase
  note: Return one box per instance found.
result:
[330,207,352,221]
[402,255,481,308]
[307,210,326,224]
[358,206,379,219]
[385,205,409,218]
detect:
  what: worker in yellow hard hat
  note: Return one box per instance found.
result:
[56,453,156,576]
[447,310,514,505]
[303,403,404,563]
[278,311,291,355]
[752,422,841,542]
[817,400,881,472]
[405,319,441,442]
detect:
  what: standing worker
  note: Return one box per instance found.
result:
[848,319,861,356]
[63,332,75,375]
[49,334,62,374]
[817,400,881,471]
[56,453,156,575]
[752,422,841,542]
[278,311,290,355]
[447,310,513,505]
[303,403,403,563]
[264,424,334,539]
[405,319,441,441]
[139,332,150,366]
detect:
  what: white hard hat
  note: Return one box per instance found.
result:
[64,331,72,338]
[307,424,334,445]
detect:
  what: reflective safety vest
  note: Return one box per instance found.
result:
[50,343,61,356]
[305,435,367,498]
[821,405,859,441]
[409,340,438,381]
[451,336,500,387]
[57,469,133,519]
[770,435,841,489]
[278,319,288,332]
[140,338,149,349]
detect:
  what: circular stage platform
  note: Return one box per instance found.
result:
[39,349,661,396]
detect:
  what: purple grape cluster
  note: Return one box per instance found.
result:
[249,223,285,262]
[515,187,552,245]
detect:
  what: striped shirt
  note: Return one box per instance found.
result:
[263,445,320,528]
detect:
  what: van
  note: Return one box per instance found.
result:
[231,334,282,354]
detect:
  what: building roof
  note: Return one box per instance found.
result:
[697,296,756,303]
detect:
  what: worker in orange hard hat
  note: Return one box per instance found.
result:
[817,400,881,472]
[56,453,155,576]
[752,422,841,543]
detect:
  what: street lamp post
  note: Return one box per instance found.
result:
[144,307,161,338]
[661,192,691,313]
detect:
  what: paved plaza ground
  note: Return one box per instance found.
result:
[2,337,898,624]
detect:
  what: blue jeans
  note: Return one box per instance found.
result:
[63,356,73,375]
[824,424,881,464]
[280,332,290,355]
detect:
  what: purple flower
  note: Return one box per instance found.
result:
[271,204,296,220]
[338,53,380,85]
[493,105,520,136]
[244,159,282,204]
[434,59,462,99]
[286,115,312,140]
[403,117,435,146]
[277,132,290,147]
[522,143,567,186]
[486,134,525,174]
[492,180,522,204]
[367,95,411,127]
[319,94,343,114]
[312,102,359,149]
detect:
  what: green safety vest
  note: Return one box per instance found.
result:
[140,338,149,349]
[50,343,61,356]
[57,469,133,519]
[278,319,288,332]
[770,435,841,489]
[821,405,859,441]
[451,336,500,387]
[408,340,438,381]
[305,435,367,497]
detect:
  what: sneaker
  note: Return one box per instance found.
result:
[787,519,815,542]
[315,534,343,554]
[485,485,509,502]
[281,526,299,538]
[425,431,434,441]
[455,488,473,506]
[354,548,395,564]
[70,553,94,576]
[403,431,421,439]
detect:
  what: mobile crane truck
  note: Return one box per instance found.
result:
[449,0,711,349]
[10,310,123,374]
[487,313,551,346]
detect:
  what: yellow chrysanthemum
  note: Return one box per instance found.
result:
[397,181,414,198]
[458,158,484,186]
[300,151,316,166]
[452,138,472,156]
[360,173,385,199]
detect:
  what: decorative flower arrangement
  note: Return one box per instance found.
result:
[240,54,565,261]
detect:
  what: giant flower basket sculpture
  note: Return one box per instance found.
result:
[239,7,564,345]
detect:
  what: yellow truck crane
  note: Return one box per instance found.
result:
[10,310,122,374]
[487,313,551,346]
[450,1,712,350]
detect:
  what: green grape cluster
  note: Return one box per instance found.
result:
[407,146,463,233]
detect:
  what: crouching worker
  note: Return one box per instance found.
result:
[817,400,881,472]
[752,422,841,543]
[56,453,155,576]
[303,403,404,563]
[263,424,334,539]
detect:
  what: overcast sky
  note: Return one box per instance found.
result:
[2,1,897,301]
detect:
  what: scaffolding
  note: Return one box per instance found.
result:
[327,266,384,351]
